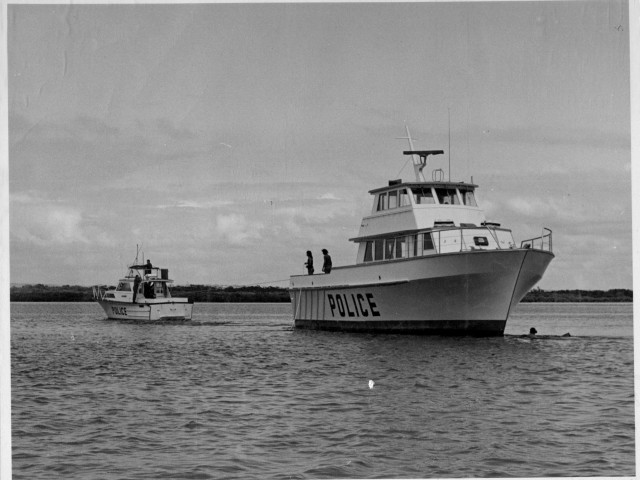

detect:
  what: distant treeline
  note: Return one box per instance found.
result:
[521,288,632,303]
[171,285,290,303]
[9,284,291,303]
[9,284,633,303]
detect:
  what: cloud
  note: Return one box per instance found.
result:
[318,192,341,200]
[156,199,234,209]
[506,196,557,219]
[487,125,630,151]
[216,213,262,245]
[10,193,116,247]
[11,201,88,246]
[269,194,362,237]
[155,118,196,141]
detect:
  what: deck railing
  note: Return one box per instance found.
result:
[92,285,113,301]
[520,227,553,252]
[92,286,103,300]
[354,225,554,267]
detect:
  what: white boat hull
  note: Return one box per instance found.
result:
[96,300,193,321]
[289,249,553,335]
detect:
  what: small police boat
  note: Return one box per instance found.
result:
[93,261,193,321]
[289,129,554,336]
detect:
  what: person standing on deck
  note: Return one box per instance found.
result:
[322,249,332,274]
[304,251,314,275]
[143,260,153,298]
[132,275,141,303]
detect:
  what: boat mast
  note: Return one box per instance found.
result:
[448,108,451,182]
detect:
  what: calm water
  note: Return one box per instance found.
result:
[11,302,635,479]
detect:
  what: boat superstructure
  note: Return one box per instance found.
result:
[289,133,554,335]
[93,262,193,321]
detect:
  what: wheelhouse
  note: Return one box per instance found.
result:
[93,265,177,302]
[371,181,479,212]
[350,148,518,265]
[124,265,174,300]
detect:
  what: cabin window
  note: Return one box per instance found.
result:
[424,233,435,251]
[388,190,398,209]
[374,239,384,261]
[385,239,395,259]
[413,187,435,204]
[412,234,419,256]
[435,188,460,205]
[116,281,131,292]
[364,241,373,262]
[462,190,478,207]
[396,237,408,258]
[399,189,410,207]
[474,236,489,246]
[377,193,387,211]
[434,188,447,204]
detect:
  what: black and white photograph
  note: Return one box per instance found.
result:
[2,1,635,478]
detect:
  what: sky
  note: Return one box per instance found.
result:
[4,1,633,290]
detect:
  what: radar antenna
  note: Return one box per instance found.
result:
[396,125,427,181]
[397,125,445,181]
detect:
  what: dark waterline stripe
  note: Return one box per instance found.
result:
[294,318,506,336]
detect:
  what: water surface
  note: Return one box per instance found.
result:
[11,302,635,478]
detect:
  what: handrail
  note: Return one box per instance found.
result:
[92,285,105,301]
[484,226,501,249]
[92,285,116,301]
[520,227,553,252]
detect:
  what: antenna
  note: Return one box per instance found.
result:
[448,107,451,182]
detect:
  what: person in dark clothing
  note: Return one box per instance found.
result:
[132,275,141,303]
[144,281,155,299]
[145,259,153,275]
[322,249,332,274]
[304,251,314,275]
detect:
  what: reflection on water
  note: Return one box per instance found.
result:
[11,302,635,479]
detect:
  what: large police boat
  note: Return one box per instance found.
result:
[93,260,193,321]
[289,131,554,335]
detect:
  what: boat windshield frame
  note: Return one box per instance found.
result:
[124,265,174,283]
[371,181,480,212]
[369,181,478,195]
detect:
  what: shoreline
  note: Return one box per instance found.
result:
[9,285,633,303]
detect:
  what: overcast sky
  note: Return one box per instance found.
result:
[6,1,631,290]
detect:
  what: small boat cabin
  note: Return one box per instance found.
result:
[101,265,176,303]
